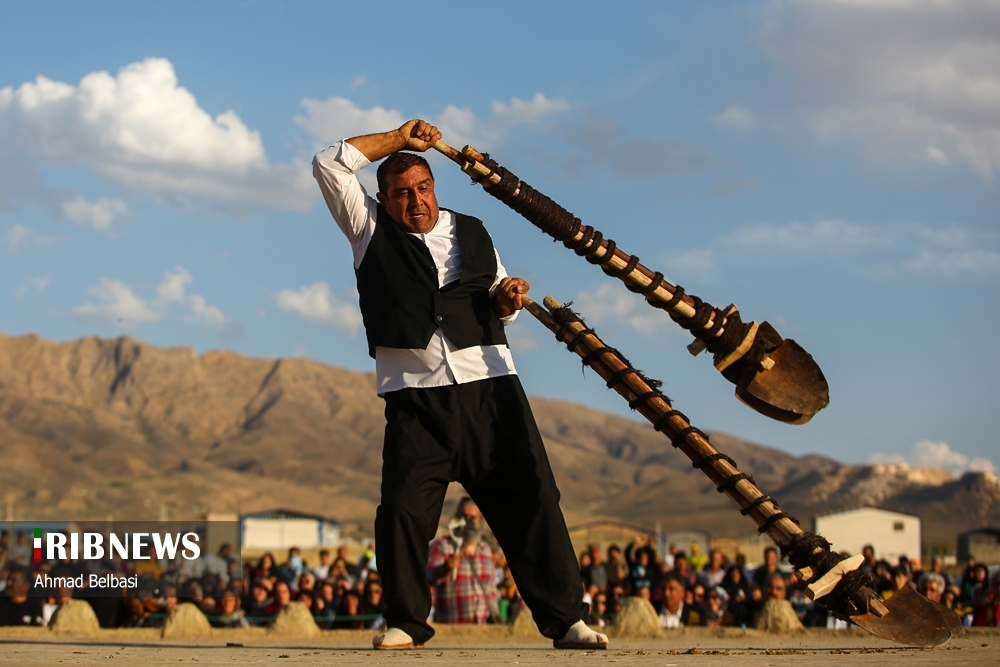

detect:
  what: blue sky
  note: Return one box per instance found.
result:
[1,1,997,475]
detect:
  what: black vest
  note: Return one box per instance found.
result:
[355,205,508,358]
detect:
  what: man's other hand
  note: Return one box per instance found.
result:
[397,119,442,152]
[493,277,530,318]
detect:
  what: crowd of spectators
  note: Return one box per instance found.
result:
[574,539,1000,629]
[1,526,998,630]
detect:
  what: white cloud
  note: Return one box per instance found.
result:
[188,294,244,342]
[157,266,193,304]
[572,283,664,337]
[295,93,570,152]
[275,282,363,335]
[74,267,242,339]
[74,279,160,327]
[61,195,127,230]
[349,75,366,90]
[714,106,757,130]
[0,58,316,217]
[14,276,49,297]
[4,224,32,249]
[728,219,1000,280]
[730,219,884,253]
[761,0,1000,179]
[908,248,1000,279]
[870,439,995,477]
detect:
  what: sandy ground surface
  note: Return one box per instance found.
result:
[1,628,997,667]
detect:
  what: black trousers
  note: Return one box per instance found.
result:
[375,375,583,644]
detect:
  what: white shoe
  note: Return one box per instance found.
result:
[553,620,609,650]
[372,627,424,649]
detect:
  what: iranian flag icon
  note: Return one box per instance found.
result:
[33,528,42,560]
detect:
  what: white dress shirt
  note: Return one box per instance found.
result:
[313,141,518,395]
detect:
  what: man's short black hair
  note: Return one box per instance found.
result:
[661,571,685,588]
[377,152,433,194]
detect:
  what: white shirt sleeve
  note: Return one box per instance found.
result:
[312,141,378,269]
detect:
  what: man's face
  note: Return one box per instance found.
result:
[220,595,238,614]
[663,580,685,609]
[459,502,482,528]
[766,577,786,600]
[377,165,440,234]
[275,583,291,606]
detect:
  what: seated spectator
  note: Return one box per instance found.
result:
[0,566,44,626]
[276,548,305,589]
[245,579,273,625]
[884,565,911,599]
[264,581,292,619]
[752,547,781,588]
[673,553,696,589]
[123,577,165,628]
[628,548,653,593]
[298,590,315,614]
[331,590,365,629]
[658,572,700,628]
[337,545,361,579]
[970,567,998,627]
[312,550,332,581]
[584,544,608,592]
[702,588,727,627]
[314,581,338,629]
[211,589,250,628]
[360,579,386,629]
[688,543,709,574]
[587,591,609,628]
[297,572,317,598]
[605,545,627,589]
[253,553,276,580]
[919,572,946,603]
[699,549,727,589]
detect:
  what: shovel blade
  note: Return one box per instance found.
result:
[849,584,963,648]
[735,332,830,424]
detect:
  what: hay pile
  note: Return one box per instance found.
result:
[753,599,804,633]
[161,602,213,639]
[268,602,321,638]
[49,599,100,637]
[611,597,661,638]
[507,606,544,639]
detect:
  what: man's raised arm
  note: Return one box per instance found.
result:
[347,119,442,163]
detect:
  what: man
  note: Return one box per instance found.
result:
[658,572,700,628]
[583,544,608,592]
[313,119,606,650]
[0,567,44,627]
[752,546,781,587]
[698,548,727,589]
[426,498,498,625]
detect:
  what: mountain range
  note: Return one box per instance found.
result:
[1,332,997,547]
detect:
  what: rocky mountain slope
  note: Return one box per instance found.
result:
[1,332,996,546]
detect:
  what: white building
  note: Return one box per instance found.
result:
[241,509,342,551]
[813,506,921,563]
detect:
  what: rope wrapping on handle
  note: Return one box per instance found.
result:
[470,152,770,377]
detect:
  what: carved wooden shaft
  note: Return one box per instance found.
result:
[521,295,800,547]
[433,140,738,346]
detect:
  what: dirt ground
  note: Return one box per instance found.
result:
[1,628,997,667]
